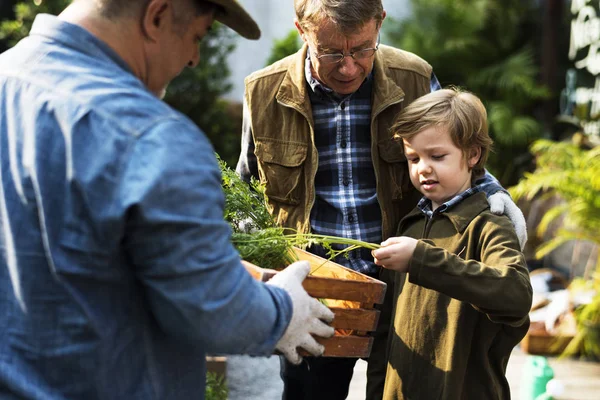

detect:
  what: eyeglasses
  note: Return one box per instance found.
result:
[313,34,380,65]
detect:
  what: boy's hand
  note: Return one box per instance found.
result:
[372,237,418,272]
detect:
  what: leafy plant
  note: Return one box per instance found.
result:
[0,0,69,46]
[510,140,600,256]
[205,372,228,400]
[510,139,600,359]
[265,29,302,66]
[385,0,550,186]
[0,0,18,51]
[560,277,600,360]
[219,156,275,232]
[218,157,380,270]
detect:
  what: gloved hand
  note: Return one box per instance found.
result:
[267,261,335,365]
[488,192,528,250]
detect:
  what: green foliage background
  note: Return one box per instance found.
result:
[265,29,302,66]
[384,0,551,186]
[511,140,600,259]
[264,0,556,186]
[0,0,242,167]
[510,139,600,359]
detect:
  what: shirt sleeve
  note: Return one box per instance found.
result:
[430,72,441,92]
[474,169,508,196]
[236,96,259,183]
[119,117,291,355]
[408,214,532,326]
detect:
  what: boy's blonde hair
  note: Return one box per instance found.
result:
[391,88,493,180]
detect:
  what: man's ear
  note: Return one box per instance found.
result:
[141,0,170,41]
[379,10,387,29]
[467,146,482,168]
[294,19,308,43]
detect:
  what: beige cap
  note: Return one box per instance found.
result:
[210,0,261,40]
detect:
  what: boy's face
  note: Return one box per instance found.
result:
[403,126,481,210]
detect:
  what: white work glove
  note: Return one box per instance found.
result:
[267,261,335,365]
[488,192,528,250]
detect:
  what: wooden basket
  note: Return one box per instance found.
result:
[521,320,576,355]
[243,247,387,358]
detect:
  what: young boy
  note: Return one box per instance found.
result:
[372,88,532,399]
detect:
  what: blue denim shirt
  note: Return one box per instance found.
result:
[0,15,291,399]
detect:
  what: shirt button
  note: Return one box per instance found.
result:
[340,140,347,148]
[348,215,355,223]
[343,179,350,186]
[340,102,346,110]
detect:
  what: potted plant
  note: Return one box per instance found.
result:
[510,138,600,360]
[561,276,600,360]
[205,372,228,400]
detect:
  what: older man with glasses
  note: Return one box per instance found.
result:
[236,1,527,399]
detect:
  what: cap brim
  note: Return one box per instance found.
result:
[211,0,261,40]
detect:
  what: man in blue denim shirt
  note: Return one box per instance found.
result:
[0,1,335,399]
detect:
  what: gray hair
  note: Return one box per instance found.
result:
[294,0,384,34]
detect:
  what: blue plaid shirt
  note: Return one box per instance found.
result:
[304,55,381,274]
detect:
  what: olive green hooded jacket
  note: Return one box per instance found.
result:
[383,192,532,400]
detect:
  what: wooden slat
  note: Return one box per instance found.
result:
[244,262,387,304]
[292,247,386,303]
[206,356,227,378]
[299,335,374,358]
[303,276,385,304]
[329,307,380,331]
[293,247,372,281]
[241,260,266,281]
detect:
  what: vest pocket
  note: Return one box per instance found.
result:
[378,139,411,200]
[255,138,308,205]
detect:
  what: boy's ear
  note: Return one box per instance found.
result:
[467,146,482,168]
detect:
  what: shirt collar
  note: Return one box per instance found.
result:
[400,191,490,234]
[417,187,479,218]
[30,14,134,75]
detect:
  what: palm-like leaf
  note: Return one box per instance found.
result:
[511,139,600,360]
[384,0,549,186]
[510,139,600,253]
